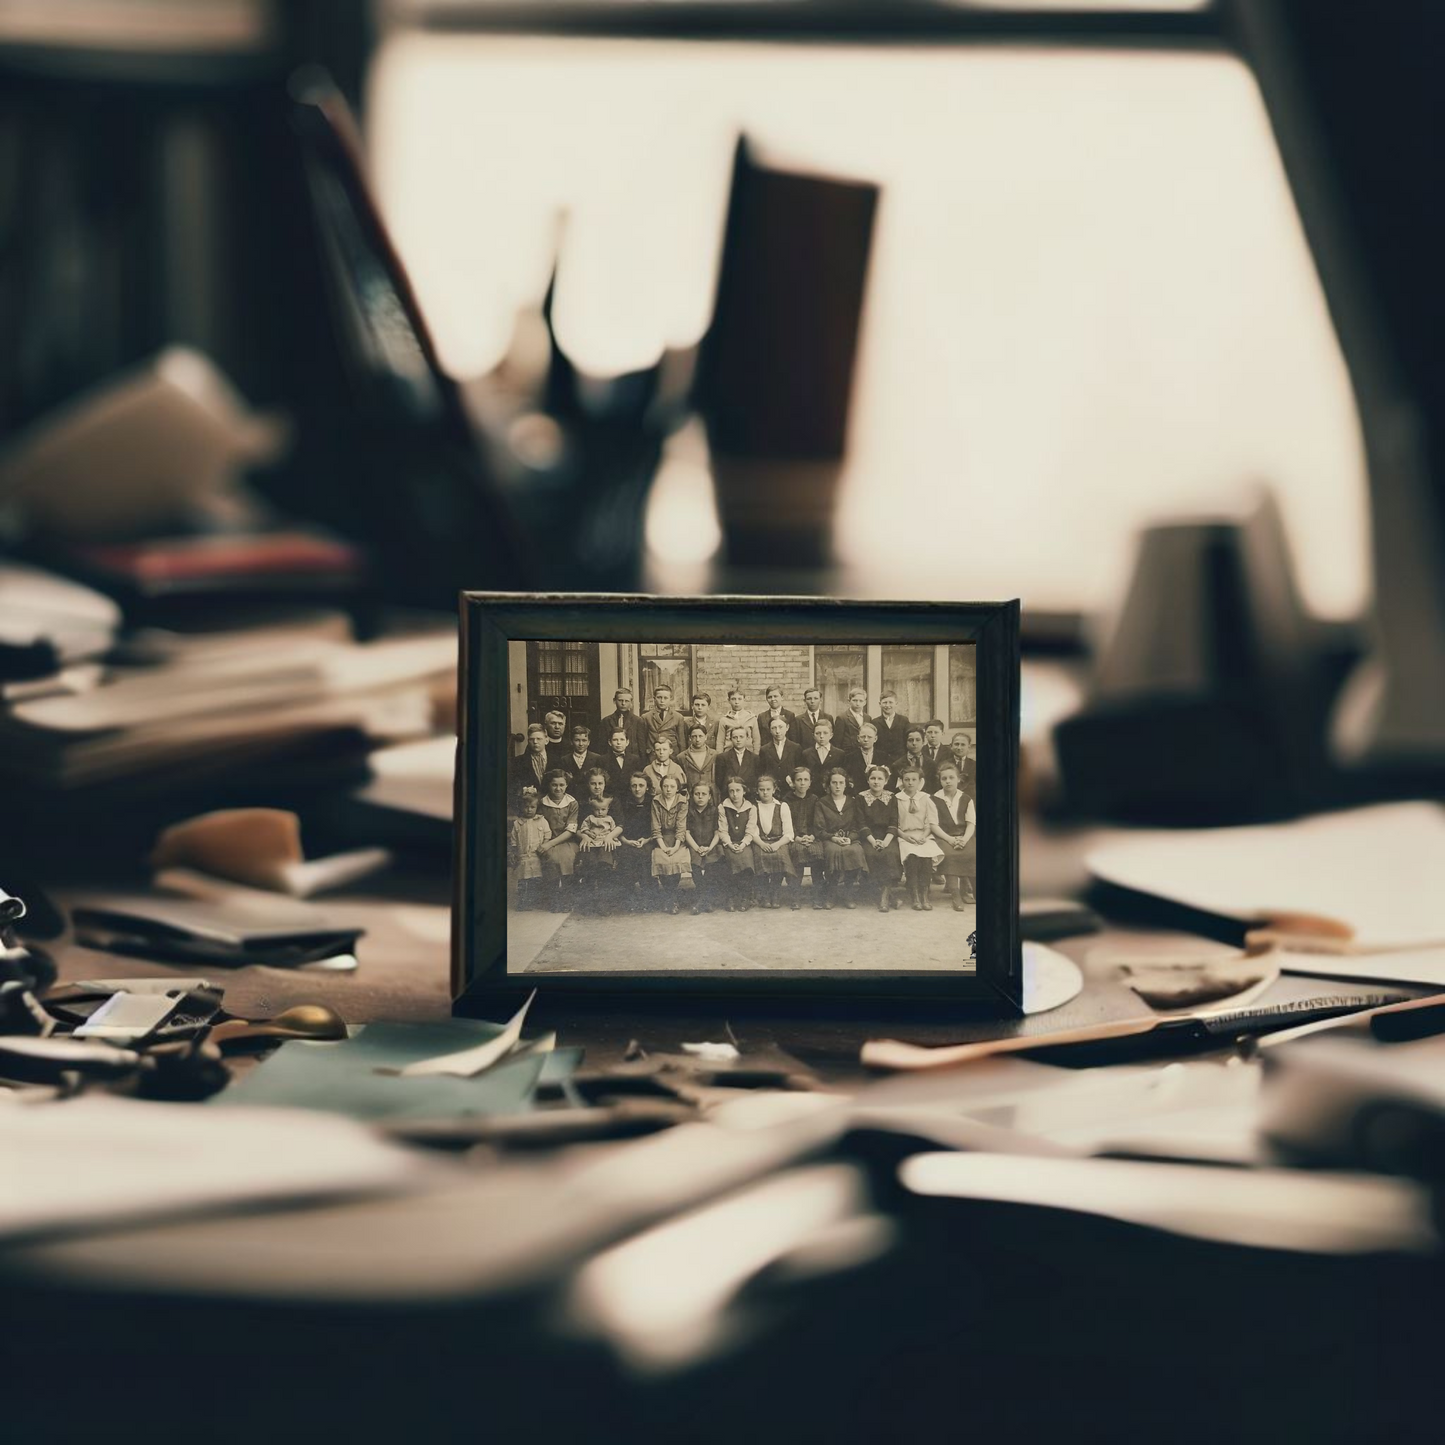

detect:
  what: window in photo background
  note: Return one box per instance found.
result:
[949,644,977,729]
[815,644,866,718]
[527,640,599,734]
[640,643,691,712]
[884,644,934,724]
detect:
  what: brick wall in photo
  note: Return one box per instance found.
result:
[694,644,812,711]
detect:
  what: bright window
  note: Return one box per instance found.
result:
[370,32,1367,620]
[883,645,934,727]
[814,645,866,720]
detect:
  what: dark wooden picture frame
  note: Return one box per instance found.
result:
[454,594,1021,1013]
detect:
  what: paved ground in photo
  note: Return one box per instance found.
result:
[507,876,977,973]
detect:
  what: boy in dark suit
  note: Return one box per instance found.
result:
[832,686,871,753]
[947,731,977,797]
[790,688,834,749]
[757,714,801,793]
[510,723,553,812]
[687,692,715,744]
[757,685,795,742]
[843,721,885,795]
[643,685,690,760]
[921,719,948,773]
[800,718,843,796]
[601,726,644,791]
[597,689,648,757]
[896,726,938,794]
[871,692,911,762]
[557,724,605,795]
[714,723,760,800]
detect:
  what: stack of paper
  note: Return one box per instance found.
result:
[0,630,454,789]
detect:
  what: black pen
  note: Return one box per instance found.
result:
[1031,993,1403,1067]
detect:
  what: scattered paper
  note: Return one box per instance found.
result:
[569,1164,882,1372]
[213,1018,570,1120]
[849,1056,1264,1165]
[900,1152,1435,1254]
[680,1042,741,1063]
[71,976,213,994]
[1087,802,1445,950]
[0,1096,423,1244]
[399,991,537,1079]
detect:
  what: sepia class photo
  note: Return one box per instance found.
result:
[504,639,978,975]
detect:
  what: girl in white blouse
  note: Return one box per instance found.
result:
[934,762,978,912]
[750,772,796,909]
[894,764,948,911]
[719,776,759,911]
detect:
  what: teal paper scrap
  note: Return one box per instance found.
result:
[212,1020,582,1120]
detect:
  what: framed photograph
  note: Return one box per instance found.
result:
[454,594,1020,1012]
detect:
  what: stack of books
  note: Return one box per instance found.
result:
[1,611,453,796]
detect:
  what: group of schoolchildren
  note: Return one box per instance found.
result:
[507,680,977,918]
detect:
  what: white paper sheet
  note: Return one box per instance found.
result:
[900,1152,1435,1254]
[0,1097,424,1243]
[1087,802,1445,949]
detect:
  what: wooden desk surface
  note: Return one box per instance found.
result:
[15,827,1444,1445]
[43,821,1358,1080]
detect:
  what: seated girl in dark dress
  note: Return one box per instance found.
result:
[858,763,904,912]
[684,781,724,915]
[816,766,869,908]
[783,764,823,909]
[614,772,657,911]
[719,775,759,911]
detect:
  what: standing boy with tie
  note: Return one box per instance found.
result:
[897,727,939,794]
[790,687,834,749]
[871,692,910,763]
[758,685,795,742]
[801,718,842,796]
[559,724,605,796]
[844,722,883,796]
[602,727,643,792]
[714,723,760,800]
[922,719,948,773]
[597,689,648,757]
[713,689,761,754]
[687,693,715,745]
[642,734,688,798]
[759,714,801,793]
[833,686,871,753]
[948,731,977,797]
[643,685,690,760]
